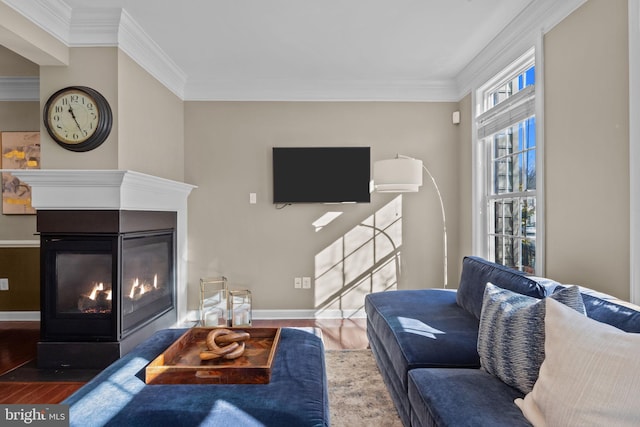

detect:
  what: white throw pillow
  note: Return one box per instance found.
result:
[515,298,640,426]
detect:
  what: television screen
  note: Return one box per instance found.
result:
[273,147,371,204]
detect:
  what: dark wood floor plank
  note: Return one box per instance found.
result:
[0,323,40,376]
[0,383,84,404]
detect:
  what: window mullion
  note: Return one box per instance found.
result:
[478,52,536,273]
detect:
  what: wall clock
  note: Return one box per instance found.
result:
[43,86,113,152]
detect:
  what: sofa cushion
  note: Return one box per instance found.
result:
[456,256,547,319]
[515,298,640,426]
[577,287,640,332]
[366,320,412,427]
[477,283,585,394]
[365,289,480,393]
[64,328,329,427]
[408,368,530,427]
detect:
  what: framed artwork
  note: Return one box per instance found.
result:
[1,131,40,214]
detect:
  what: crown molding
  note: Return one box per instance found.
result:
[4,0,588,102]
[0,77,39,101]
[185,78,459,102]
[2,0,71,44]
[117,10,186,99]
[3,1,187,99]
[68,7,120,46]
[4,1,455,101]
[455,0,587,98]
[68,8,186,99]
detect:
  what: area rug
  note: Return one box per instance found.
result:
[325,349,402,427]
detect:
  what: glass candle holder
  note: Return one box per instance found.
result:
[229,289,252,326]
[200,277,229,327]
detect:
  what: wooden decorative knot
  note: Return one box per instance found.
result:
[199,328,250,361]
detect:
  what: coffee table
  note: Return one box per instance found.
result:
[63,327,329,426]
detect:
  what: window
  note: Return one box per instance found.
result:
[476,49,538,274]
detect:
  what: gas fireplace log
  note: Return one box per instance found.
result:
[78,292,112,313]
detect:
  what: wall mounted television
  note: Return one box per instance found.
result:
[272,147,371,204]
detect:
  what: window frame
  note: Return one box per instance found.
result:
[473,46,545,275]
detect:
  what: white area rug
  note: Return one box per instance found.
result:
[325,349,402,427]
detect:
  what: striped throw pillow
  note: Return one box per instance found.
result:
[477,282,585,394]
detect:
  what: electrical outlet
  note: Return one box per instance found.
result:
[0,278,8,291]
[294,277,302,289]
[302,277,311,289]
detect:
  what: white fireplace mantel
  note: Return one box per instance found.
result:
[5,169,196,211]
[5,169,197,325]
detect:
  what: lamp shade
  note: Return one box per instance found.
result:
[374,157,423,192]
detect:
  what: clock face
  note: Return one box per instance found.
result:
[43,86,112,152]
[46,89,99,144]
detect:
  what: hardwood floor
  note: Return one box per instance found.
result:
[0,318,368,404]
[252,318,369,351]
[0,322,39,376]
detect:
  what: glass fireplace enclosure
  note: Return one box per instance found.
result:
[41,230,175,342]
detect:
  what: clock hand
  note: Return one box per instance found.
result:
[68,106,84,133]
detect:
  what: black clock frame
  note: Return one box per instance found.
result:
[43,86,113,152]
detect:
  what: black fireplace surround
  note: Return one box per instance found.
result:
[37,210,177,369]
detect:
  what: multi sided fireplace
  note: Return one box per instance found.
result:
[37,210,177,369]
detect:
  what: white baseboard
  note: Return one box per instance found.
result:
[184,308,366,324]
[253,308,367,320]
[0,240,40,248]
[0,311,39,321]
[0,309,367,324]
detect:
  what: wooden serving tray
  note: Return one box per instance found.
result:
[145,327,281,384]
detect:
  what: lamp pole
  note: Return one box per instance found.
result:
[420,163,448,288]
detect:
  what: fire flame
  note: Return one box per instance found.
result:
[128,275,160,299]
[89,283,104,300]
[79,282,112,314]
[130,278,139,299]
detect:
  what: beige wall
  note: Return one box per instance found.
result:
[40,47,119,169]
[185,101,460,312]
[117,51,184,181]
[0,102,39,240]
[0,45,38,75]
[0,46,39,240]
[0,2,67,67]
[545,0,629,298]
[37,47,184,180]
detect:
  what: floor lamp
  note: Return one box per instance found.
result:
[373,154,448,288]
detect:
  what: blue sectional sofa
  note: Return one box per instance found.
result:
[365,256,640,426]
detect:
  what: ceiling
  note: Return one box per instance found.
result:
[5,0,547,100]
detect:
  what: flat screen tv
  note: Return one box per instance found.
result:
[273,147,371,204]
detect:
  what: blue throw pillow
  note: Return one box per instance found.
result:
[477,283,586,394]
